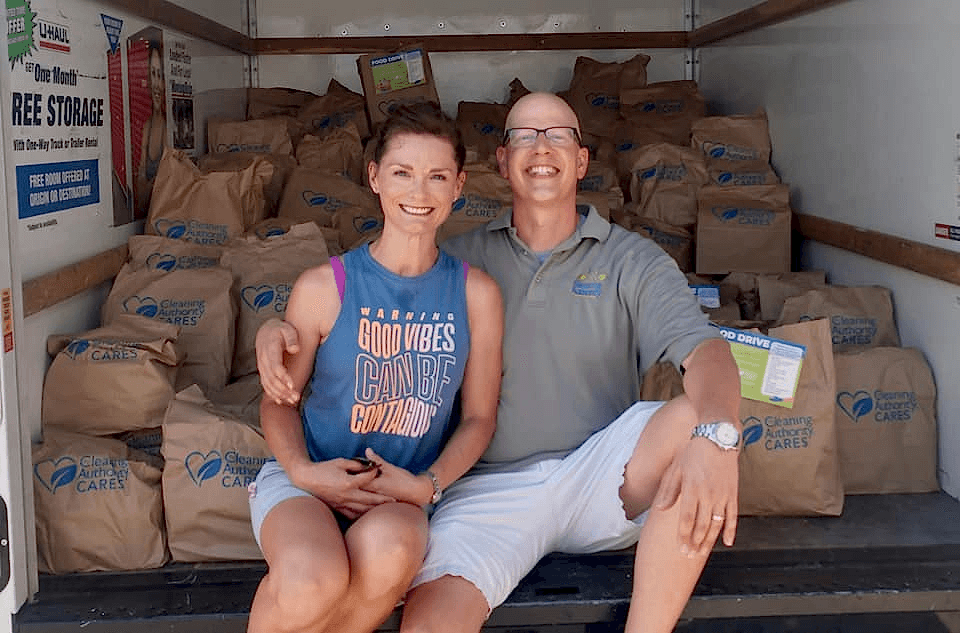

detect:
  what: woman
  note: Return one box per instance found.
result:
[247,104,503,633]
[135,40,166,215]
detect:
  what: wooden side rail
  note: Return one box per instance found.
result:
[794,213,960,287]
[22,245,127,318]
[18,216,960,317]
[97,0,853,54]
[688,0,852,48]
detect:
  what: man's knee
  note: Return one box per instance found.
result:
[620,395,698,517]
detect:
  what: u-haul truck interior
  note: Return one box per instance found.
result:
[2,0,960,631]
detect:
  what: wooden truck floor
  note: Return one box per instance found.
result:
[14,492,960,632]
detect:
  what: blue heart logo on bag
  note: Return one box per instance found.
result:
[241,285,276,312]
[122,295,159,318]
[741,417,764,448]
[146,253,177,272]
[154,219,187,240]
[185,450,223,487]
[64,339,90,359]
[34,457,78,493]
[836,391,873,422]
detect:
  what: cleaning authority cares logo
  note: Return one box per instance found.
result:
[34,454,129,493]
[146,252,219,271]
[185,450,269,488]
[63,338,140,361]
[153,219,230,245]
[241,283,291,314]
[837,390,918,423]
[740,414,813,451]
[711,206,775,225]
[122,295,206,327]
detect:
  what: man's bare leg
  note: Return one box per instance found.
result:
[619,397,721,633]
[400,575,489,633]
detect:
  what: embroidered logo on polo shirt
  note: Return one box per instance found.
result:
[572,272,607,297]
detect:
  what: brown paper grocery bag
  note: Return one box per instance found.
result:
[278,167,379,228]
[127,234,223,272]
[692,111,772,168]
[335,204,385,251]
[618,80,706,147]
[246,216,344,256]
[834,347,938,494]
[208,374,265,428]
[696,184,791,275]
[147,148,273,243]
[43,314,179,435]
[707,165,780,187]
[297,79,370,140]
[220,222,330,378]
[247,87,312,121]
[197,150,296,218]
[102,264,236,393]
[33,429,167,573]
[296,123,365,184]
[628,143,708,229]
[247,86,316,120]
[757,271,828,322]
[640,361,685,402]
[738,319,843,516]
[776,285,900,353]
[566,54,650,137]
[437,163,512,243]
[629,215,693,273]
[161,386,272,561]
[457,101,508,166]
[207,117,293,156]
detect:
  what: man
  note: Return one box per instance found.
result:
[257,92,741,633]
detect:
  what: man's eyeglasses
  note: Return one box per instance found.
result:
[502,127,582,148]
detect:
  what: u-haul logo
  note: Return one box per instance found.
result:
[37,19,70,54]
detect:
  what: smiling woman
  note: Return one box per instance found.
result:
[246,103,504,633]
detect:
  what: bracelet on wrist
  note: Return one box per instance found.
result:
[423,469,442,504]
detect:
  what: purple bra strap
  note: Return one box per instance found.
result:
[463,260,469,282]
[330,255,346,303]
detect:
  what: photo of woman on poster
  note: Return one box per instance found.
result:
[128,27,166,218]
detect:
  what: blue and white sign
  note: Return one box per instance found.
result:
[16,159,99,218]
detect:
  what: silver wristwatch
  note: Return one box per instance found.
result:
[691,421,741,451]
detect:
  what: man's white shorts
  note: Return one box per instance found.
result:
[410,399,664,610]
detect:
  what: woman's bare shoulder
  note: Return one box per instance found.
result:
[464,266,502,309]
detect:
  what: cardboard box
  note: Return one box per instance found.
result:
[357,46,440,128]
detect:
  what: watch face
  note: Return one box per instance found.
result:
[716,423,740,447]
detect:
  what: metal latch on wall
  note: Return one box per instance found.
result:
[684,0,701,82]
[0,495,9,592]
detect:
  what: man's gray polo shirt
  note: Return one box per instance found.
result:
[441,207,720,466]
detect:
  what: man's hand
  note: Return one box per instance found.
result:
[653,437,739,555]
[256,318,301,406]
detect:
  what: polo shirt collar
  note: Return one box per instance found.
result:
[487,205,612,245]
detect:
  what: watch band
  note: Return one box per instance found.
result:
[691,421,740,450]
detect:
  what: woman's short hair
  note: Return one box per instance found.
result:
[372,102,465,172]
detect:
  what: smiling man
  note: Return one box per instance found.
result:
[256,92,742,633]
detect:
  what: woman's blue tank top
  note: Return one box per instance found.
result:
[301,243,470,474]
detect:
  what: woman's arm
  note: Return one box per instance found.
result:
[365,267,504,505]
[259,264,394,517]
